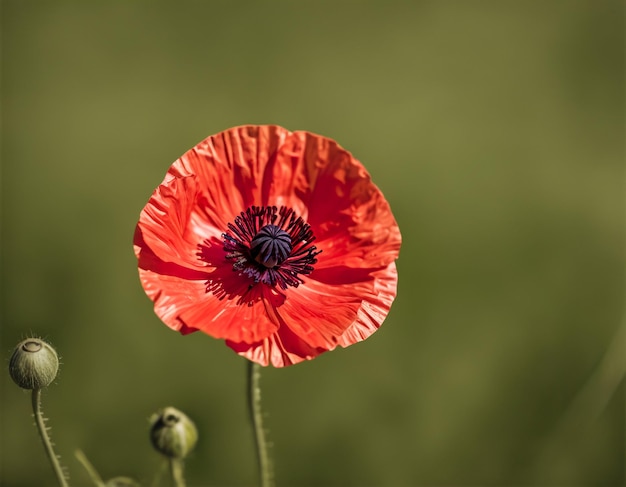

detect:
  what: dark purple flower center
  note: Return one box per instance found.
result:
[250,225,292,268]
[222,206,321,289]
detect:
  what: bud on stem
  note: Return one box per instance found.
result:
[150,407,198,459]
[9,338,59,390]
[8,337,67,487]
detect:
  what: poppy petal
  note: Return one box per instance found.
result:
[137,241,279,344]
[137,175,220,271]
[168,125,290,215]
[226,263,398,367]
[135,125,401,367]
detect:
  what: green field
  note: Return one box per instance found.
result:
[1,1,624,486]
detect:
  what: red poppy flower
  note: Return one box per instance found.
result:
[134,125,401,367]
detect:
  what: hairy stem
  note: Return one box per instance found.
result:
[247,361,274,487]
[32,388,69,487]
[169,458,186,487]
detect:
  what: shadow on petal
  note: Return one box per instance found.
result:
[198,236,288,309]
[135,226,211,281]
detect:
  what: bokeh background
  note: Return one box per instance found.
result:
[1,1,624,486]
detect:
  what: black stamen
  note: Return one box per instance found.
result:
[220,205,321,289]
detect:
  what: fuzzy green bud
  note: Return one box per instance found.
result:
[150,407,198,459]
[9,338,59,390]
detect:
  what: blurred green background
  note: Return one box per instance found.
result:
[1,1,624,486]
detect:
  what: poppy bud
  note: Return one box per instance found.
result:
[150,407,198,459]
[9,338,59,390]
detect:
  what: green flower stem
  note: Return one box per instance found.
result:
[31,388,69,487]
[74,450,105,487]
[169,458,186,487]
[247,361,274,487]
